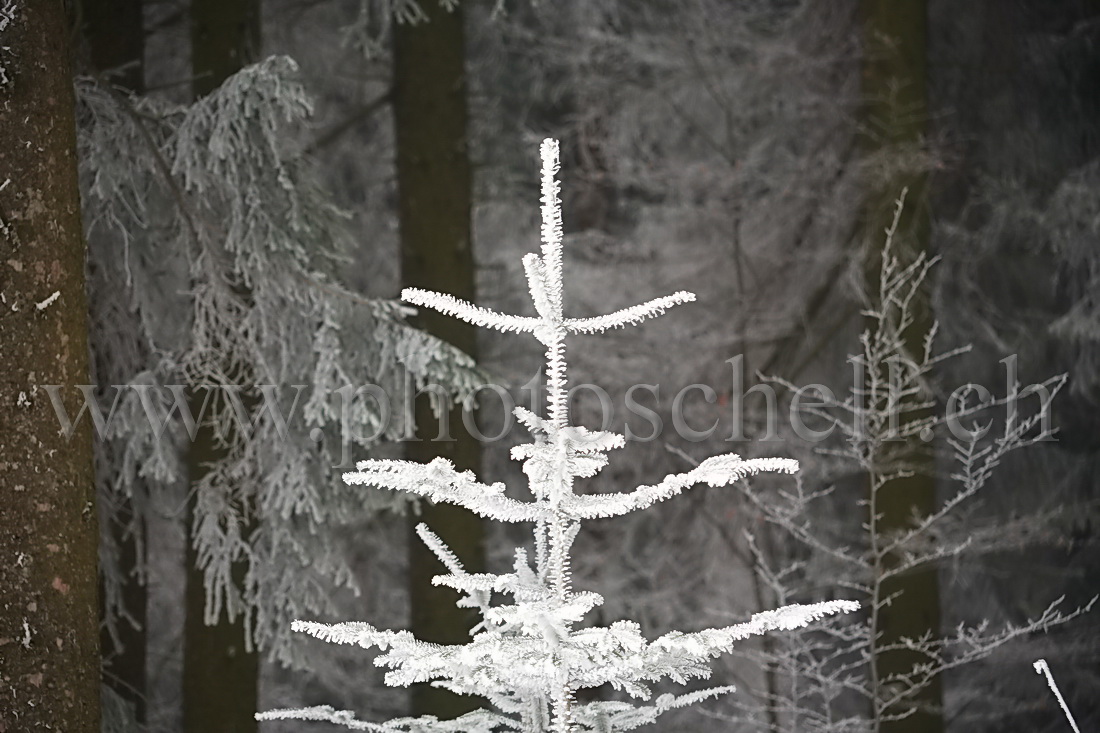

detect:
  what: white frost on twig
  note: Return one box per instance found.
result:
[35,290,60,311]
[1034,659,1081,733]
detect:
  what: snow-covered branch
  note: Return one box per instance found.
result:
[564,454,798,519]
[565,292,696,334]
[343,458,548,523]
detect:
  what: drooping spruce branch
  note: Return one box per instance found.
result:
[76,56,486,667]
[260,139,858,733]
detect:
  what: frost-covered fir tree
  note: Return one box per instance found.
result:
[259,139,859,732]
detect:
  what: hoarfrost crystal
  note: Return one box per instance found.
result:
[259,139,858,732]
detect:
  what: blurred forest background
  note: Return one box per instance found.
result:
[1,0,1099,731]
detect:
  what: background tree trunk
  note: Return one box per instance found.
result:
[83,0,144,90]
[182,1,261,731]
[393,2,486,720]
[82,0,148,721]
[0,2,101,730]
[191,0,260,97]
[860,1,943,732]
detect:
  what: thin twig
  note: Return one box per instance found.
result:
[1034,659,1081,733]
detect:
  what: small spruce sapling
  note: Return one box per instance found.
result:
[259,139,859,732]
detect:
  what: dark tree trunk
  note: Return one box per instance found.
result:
[82,0,148,721]
[190,0,260,98]
[181,2,261,731]
[0,2,101,730]
[183,423,259,733]
[83,0,144,89]
[393,2,486,720]
[860,2,943,732]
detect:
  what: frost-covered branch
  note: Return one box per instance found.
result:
[1034,659,1082,733]
[343,458,548,523]
[402,288,541,335]
[257,705,522,732]
[565,292,696,335]
[564,455,798,519]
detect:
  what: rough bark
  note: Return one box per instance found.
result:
[0,2,101,730]
[860,2,943,732]
[393,3,486,720]
[181,1,261,731]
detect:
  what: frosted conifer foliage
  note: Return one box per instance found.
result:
[76,57,486,667]
[260,140,859,732]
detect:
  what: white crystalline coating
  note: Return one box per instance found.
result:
[564,455,800,519]
[264,139,859,732]
[538,139,565,315]
[35,291,60,311]
[343,458,543,523]
[564,291,697,334]
[256,704,522,732]
[1033,659,1082,733]
[401,288,541,335]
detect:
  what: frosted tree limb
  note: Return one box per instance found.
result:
[651,601,861,657]
[257,705,522,732]
[257,705,391,731]
[521,254,556,321]
[1034,659,1081,733]
[565,291,696,334]
[344,458,549,523]
[291,619,415,650]
[538,138,565,314]
[402,287,541,335]
[564,454,799,519]
[34,290,61,311]
[416,523,466,575]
